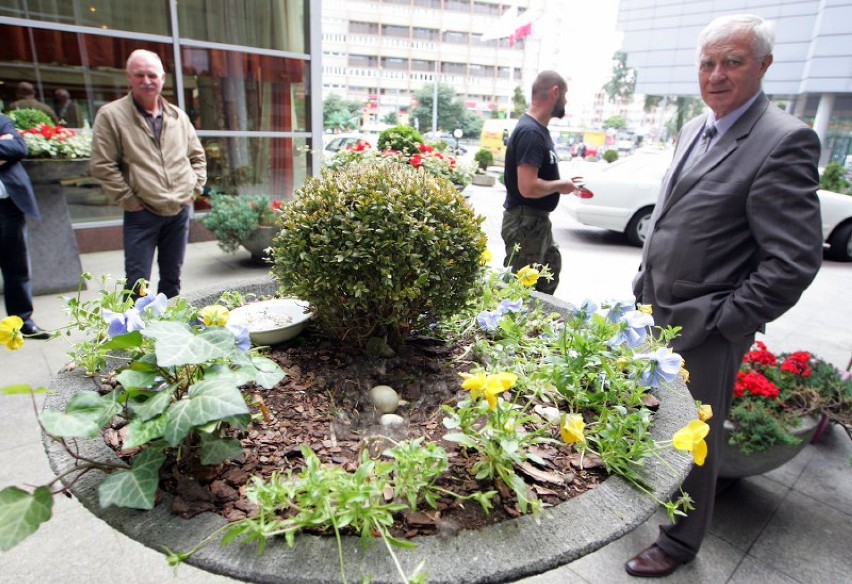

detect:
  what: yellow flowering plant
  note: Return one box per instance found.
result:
[0,316,25,351]
[438,261,706,521]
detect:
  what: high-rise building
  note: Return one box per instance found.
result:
[320,0,534,126]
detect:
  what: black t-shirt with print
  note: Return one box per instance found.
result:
[503,113,561,212]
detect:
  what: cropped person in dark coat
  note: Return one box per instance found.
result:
[626,14,822,577]
[0,114,50,339]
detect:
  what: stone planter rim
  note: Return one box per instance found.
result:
[43,277,695,584]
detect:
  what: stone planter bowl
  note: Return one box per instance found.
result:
[239,225,278,265]
[43,279,695,584]
[719,414,821,479]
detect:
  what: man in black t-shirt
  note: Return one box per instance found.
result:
[502,71,582,294]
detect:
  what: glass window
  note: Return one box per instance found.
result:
[382,25,409,39]
[0,25,175,127]
[381,57,407,70]
[444,31,467,44]
[201,136,311,198]
[445,0,469,12]
[182,47,308,132]
[411,59,431,72]
[177,0,307,53]
[412,27,437,40]
[350,21,379,35]
[348,55,377,68]
[0,0,170,35]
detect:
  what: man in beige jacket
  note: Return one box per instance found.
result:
[91,49,206,298]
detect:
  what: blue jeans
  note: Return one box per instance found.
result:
[0,198,35,325]
[123,205,190,298]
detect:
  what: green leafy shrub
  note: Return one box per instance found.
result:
[270,159,486,350]
[377,125,424,156]
[602,149,619,163]
[7,108,52,131]
[474,149,494,171]
[202,193,281,253]
[820,161,850,194]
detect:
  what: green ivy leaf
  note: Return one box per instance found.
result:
[143,321,234,367]
[162,378,249,446]
[116,368,159,391]
[128,386,175,422]
[199,437,244,465]
[98,449,165,510]
[0,486,53,551]
[123,416,167,449]
[39,391,121,438]
[250,355,287,389]
[101,330,144,350]
[1,384,47,396]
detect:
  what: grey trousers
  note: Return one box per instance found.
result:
[656,331,754,561]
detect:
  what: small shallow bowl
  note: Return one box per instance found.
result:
[228,298,312,346]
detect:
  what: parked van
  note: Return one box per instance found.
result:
[479,118,519,165]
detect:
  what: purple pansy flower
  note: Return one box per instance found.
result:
[606,299,636,323]
[496,298,524,316]
[570,299,599,322]
[227,324,251,352]
[102,308,145,338]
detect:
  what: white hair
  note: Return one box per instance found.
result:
[697,14,774,60]
[126,49,165,74]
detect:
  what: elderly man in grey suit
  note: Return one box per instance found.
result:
[626,14,822,578]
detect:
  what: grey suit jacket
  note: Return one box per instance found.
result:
[633,93,822,352]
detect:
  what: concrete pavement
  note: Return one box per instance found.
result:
[1,180,850,583]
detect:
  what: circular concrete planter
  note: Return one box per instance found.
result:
[43,279,695,584]
[719,414,821,479]
[240,226,278,265]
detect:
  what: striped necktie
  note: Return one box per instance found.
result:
[698,124,717,155]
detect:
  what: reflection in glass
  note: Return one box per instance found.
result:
[0,0,170,35]
[182,47,308,132]
[201,136,311,199]
[177,0,306,52]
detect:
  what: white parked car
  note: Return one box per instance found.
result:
[563,148,852,261]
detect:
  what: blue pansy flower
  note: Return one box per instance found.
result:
[477,310,501,332]
[496,298,524,316]
[135,293,168,317]
[609,309,655,348]
[227,324,251,352]
[606,299,636,323]
[570,299,598,322]
[636,348,683,388]
[102,308,145,338]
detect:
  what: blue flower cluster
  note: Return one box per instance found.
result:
[477,298,525,332]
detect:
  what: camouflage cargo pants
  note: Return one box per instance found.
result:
[501,205,561,295]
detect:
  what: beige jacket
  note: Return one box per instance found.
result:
[90,94,206,216]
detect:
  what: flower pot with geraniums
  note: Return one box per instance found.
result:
[720,341,852,478]
[201,193,283,264]
[326,124,476,190]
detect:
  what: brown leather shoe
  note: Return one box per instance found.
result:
[625,544,686,577]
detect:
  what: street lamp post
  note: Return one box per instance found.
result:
[431,58,439,134]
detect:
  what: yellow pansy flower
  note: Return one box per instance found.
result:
[516,266,540,288]
[680,364,690,383]
[137,282,148,297]
[459,371,487,399]
[638,303,653,315]
[672,420,710,466]
[480,249,493,265]
[493,371,518,390]
[698,404,713,422]
[0,316,25,351]
[482,375,508,410]
[200,305,230,327]
[560,413,586,445]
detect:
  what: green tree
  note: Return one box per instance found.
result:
[603,115,627,130]
[512,86,528,117]
[603,51,636,105]
[381,111,399,125]
[410,83,472,135]
[323,94,363,131]
[643,95,664,113]
[666,96,705,136]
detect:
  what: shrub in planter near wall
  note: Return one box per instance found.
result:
[474,148,494,172]
[202,193,281,254]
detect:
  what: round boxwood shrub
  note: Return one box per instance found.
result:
[602,149,619,163]
[474,148,494,171]
[377,125,424,156]
[270,160,487,350]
